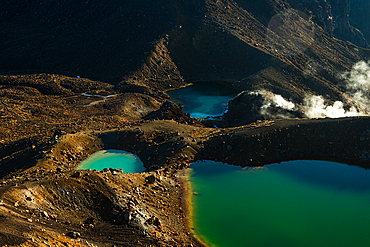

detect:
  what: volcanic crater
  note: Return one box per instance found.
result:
[2,0,370,246]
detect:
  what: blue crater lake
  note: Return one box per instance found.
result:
[167,82,237,118]
[183,160,370,247]
[76,150,145,173]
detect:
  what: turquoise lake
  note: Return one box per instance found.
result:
[187,160,370,247]
[76,150,145,173]
[167,82,237,118]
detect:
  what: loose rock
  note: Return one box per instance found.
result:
[66,231,81,239]
[146,175,156,184]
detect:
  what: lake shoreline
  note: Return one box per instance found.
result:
[176,167,209,247]
[75,149,145,173]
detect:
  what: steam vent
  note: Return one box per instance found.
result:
[2,0,370,246]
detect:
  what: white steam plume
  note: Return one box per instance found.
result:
[253,90,364,119]
[302,95,362,118]
[250,90,296,119]
[342,60,370,113]
[250,90,295,110]
[249,60,370,119]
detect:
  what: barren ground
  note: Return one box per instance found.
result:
[2,0,370,246]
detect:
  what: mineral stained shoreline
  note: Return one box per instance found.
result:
[176,167,209,247]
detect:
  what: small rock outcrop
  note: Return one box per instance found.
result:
[146,175,156,184]
[66,231,81,239]
[223,91,303,127]
[144,101,201,126]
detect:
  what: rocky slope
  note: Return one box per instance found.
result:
[1,0,369,89]
[288,0,369,48]
[1,0,370,246]
[350,0,370,44]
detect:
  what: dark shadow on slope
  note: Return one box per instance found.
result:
[0,0,183,83]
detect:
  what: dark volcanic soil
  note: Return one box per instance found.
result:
[2,0,370,246]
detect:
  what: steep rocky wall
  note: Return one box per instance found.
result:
[349,0,370,45]
[288,0,369,48]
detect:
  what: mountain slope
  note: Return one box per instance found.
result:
[1,0,369,91]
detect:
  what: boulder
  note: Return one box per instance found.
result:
[146,175,156,184]
[66,231,80,239]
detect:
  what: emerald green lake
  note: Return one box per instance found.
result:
[76,150,145,173]
[187,160,370,247]
[167,82,237,118]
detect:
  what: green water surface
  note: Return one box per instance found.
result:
[76,150,145,173]
[188,160,370,247]
[167,82,237,118]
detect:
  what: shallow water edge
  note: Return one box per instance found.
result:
[176,168,209,247]
[76,149,145,173]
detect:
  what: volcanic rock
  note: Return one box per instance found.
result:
[66,231,80,239]
[146,175,156,184]
[223,91,303,127]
